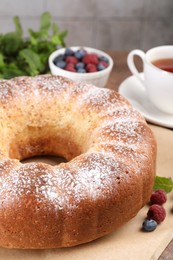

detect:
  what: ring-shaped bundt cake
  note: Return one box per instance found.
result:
[0,75,156,248]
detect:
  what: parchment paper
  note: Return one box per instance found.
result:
[0,125,173,260]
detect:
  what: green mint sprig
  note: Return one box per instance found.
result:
[153,176,173,193]
[0,12,67,79]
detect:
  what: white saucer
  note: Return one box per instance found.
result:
[119,73,173,128]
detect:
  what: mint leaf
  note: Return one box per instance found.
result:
[2,66,26,79]
[0,53,5,68]
[13,16,23,36]
[0,12,67,79]
[153,176,173,193]
[1,32,22,56]
[52,23,59,35]
[40,12,51,37]
[19,49,43,76]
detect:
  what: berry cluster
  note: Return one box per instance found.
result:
[142,189,167,232]
[53,48,109,73]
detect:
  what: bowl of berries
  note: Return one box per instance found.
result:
[48,46,114,87]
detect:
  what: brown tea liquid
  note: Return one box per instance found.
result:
[152,58,173,73]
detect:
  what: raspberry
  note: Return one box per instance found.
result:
[65,67,76,72]
[65,56,78,65]
[54,48,110,74]
[147,204,166,224]
[65,63,76,72]
[150,189,167,205]
[86,63,97,73]
[83,54,99,65]
[142,219,158,232]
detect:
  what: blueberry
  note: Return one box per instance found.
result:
[76,62,85,70]
[142,219,158,232]
[99,55,109,63]
[74,49,86,60]
[53,54,65,65]
[65,48,74,56]
[97,63,106,71]
[77,68,86,73]
[55,60,66,69]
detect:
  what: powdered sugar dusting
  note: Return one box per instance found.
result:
[33,75,73,95]
[0,151,129,213]
[77,85,128,112]
[66,152,125,200]
[0,75,155,219]
[0,75,74,105]
[0,81,13,102]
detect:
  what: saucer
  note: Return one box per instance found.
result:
[118,73,173,128]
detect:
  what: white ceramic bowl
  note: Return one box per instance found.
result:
[48,46,114,87]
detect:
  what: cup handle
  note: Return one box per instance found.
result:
[127,49,146,91]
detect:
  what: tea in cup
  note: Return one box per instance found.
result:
[127,45,173,114]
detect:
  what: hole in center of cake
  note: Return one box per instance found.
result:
[21,155,67,165]
[8,135,82,162]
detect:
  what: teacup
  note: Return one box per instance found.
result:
[127,45,173,114]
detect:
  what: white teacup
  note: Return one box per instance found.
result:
[127,45,173,114]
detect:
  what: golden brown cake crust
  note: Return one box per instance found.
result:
[0,75,156,249]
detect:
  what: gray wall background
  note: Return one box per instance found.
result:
[0,0,172,51]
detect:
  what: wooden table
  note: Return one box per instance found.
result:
[106,51,173,260]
